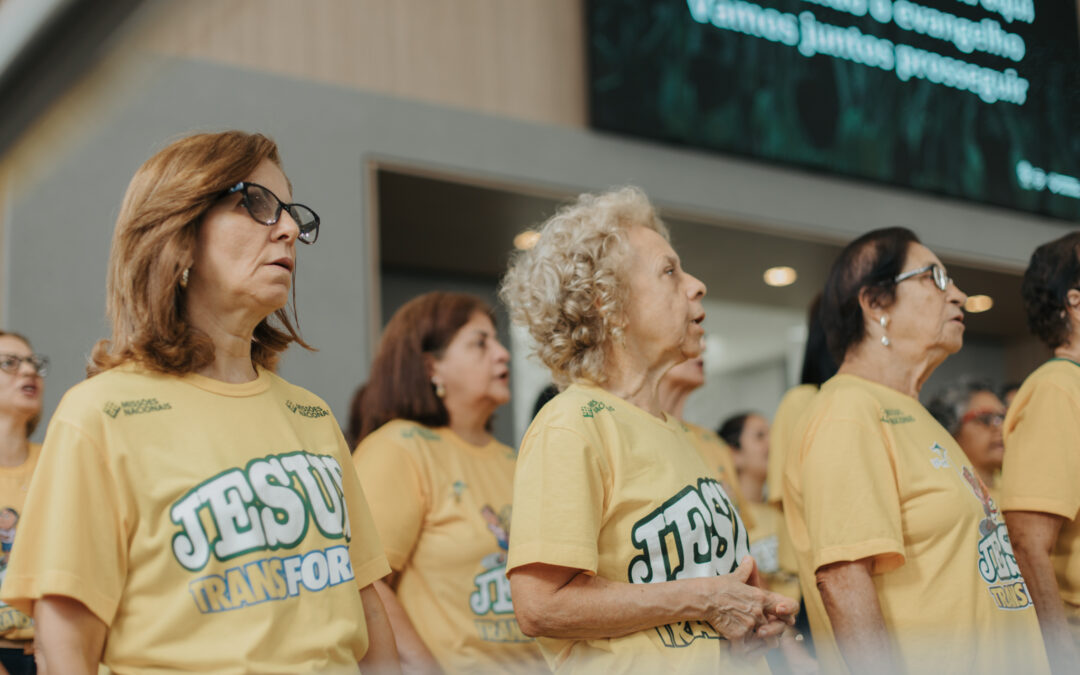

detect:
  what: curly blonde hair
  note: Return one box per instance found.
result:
[499,186,669,386]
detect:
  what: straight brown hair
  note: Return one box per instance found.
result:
[89,131,311,376]
[357,292,492,444]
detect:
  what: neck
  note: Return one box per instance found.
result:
[445,401,496,447]
[975,464,997,489]
[838,341,944,398]
[604,346,675,418]
[0,417,30,468]
[658,383,692,421]
[1054,340,1080,364]
[739,471,766,504]
[187,304,263,383]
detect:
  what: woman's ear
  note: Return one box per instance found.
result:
[423,353,438,379]
[857,287,884,326]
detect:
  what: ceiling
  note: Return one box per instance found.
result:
[378,168,1028,340]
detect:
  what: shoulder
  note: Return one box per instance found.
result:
[53,366,172,426]
[812,376,885,420]
[265,372,335,420]
[775,384,818,419]
[1024,360,1080,395]
[358,419,443,457]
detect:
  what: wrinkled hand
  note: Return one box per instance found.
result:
[703,556,799,660]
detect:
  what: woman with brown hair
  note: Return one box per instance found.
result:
[0,131,399,674]
[352,291,544,674]
[0,332,47,675]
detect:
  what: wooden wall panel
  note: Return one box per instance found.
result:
[131,0,587,127]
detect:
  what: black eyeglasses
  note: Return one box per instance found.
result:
[226,182,320,245]
[895,264,951,292]
[0,354,48,377]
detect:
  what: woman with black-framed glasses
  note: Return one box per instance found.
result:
[782,227,1049,674]
[0,131,400,674]
[0,331,47,675]
[927,378,1008,500]
[1002,231,1080,674]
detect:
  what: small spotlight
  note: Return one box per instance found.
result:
[514,230,540,250]
[763,266,797,287]
[965,295,993,313]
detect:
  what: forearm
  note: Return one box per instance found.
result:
[33,596,106,675]
[371,579,440,674]
[817,561,897,675]
[1007,512,1078,673]
[514,571,712,640]
[358,584,403,675]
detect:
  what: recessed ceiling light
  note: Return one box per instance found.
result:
[763,266,797,287]
[965,295,993,313]
[513,230,540,250]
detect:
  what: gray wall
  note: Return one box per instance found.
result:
[4,56,1074,438]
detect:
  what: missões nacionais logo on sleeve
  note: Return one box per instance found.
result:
[627,477,749,648]
[170,451,354,614]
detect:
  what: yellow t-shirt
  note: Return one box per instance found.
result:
[766,384,818,506]
[784,374,1049,674]
[353,420,544,674]
[508,384,766,674]
[684,421,755,530]
[1,365,390,673]
[745,501,800,602]
[0,442,40,642]
[1002,359,1080,608]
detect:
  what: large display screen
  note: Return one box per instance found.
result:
[587,0,1080,221]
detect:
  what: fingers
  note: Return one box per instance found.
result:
[730,556,756,584]
[762,591,800,624]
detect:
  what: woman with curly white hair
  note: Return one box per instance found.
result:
[500,187,797,674]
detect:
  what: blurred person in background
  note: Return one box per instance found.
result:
[784,227,1048,674]
[658,352,750,520]
[765,294,837,656]
[0,333,47,675]
[1000,382,1022,409]
[1002,231,1080,674]
[345,383,368,449]
[926,379,1006,500]
[719,412,769,505]
[720,411,814,675]
[352,291,545,674]
[766,294,837,506]
[0,131,398,674]
[501,186,796,673]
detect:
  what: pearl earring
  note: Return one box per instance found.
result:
[180,268,190,289]
[880,315,890,347]
[433,379,446,398]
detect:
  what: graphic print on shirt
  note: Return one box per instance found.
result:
[627,477,748,647]
[470,504,528,643]
[933,443,1032,611]
[0,507,29,633]
[169,451,356,614]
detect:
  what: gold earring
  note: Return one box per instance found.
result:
[180,268,190,289]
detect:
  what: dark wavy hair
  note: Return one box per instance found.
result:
[800,293,838,386]
[1021,232,1080,349]
[718,413,752,450]
[822,227,921,363]
[355,292,494,444]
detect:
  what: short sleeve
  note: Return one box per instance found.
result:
[334,432,392,588]
[506,425,607,575]
[352,432,426,571]
[0,418,128,625]
[802,417,905,574]
[1001,382,1080,520]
